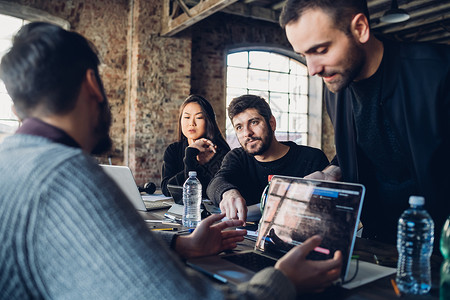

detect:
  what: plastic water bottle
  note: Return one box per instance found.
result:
[182,171,202,228]
[396,195,434,295]
[440,216,450,300]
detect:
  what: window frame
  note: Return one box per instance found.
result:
[225,45,323,150]
[0,3,69,141]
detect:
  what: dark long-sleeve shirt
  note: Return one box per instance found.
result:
[161,140,229,199]
[324,39,450,245]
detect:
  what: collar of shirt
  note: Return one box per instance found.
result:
[16,117,81,149]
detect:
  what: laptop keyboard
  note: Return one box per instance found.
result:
[223,252,276,272]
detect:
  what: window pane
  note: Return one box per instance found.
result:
[227,67,247,88]
[290,59,308,76]
[290,94,308,114]
[228,51,248,67]
[0,15,23,38]
[273,111,289,132]
[248,90,268,100]
[292,132,308,145]
[289,75,308,95]
[289,113,308,132]
[249,51,270,70]
[269,72,289,92]
[269,92,288,113]
[0,14,24,142]
[226,50,309,146]
[226,87,247,108]
[299,75,308,94]
[270,53,289,73]
[248,69,268,90]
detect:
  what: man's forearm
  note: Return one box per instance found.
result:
[323,165,342,181]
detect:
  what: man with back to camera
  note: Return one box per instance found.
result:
[280,0,450,244]
[207,94,329,222]
[0,22,342,299]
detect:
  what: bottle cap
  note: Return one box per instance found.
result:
[188,171,197,177]
[409,195,425,206]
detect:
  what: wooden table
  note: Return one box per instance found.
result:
[297,237,442,300]
[139,208,443,300]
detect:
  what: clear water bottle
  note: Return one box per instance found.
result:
[182,171,202,228]
[396,195,434,295]
[440,216,450,300]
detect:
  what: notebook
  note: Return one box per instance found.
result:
[187,175,365,285]
[100,164,173,211]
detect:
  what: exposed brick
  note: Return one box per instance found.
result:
[5,0,335,186]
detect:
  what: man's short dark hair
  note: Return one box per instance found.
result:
[228,95,272,125]
[279,0,370,34]
[0,22,101,119]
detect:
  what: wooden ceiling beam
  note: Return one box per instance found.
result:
[161,0,238,36]
[221,2,280,23]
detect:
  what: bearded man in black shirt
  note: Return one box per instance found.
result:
[207,95,329,222]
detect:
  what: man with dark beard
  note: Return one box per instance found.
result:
[280,0,450,245]
[0,22,344,299]
[207,94,329,222]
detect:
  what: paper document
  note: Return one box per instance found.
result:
[142,194,173,202]
[342,260,396,289]
[167,203,204,216]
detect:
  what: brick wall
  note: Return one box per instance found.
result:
[3,1,335,186]
[10,0,130,168]
[190,13,293,131]
[190,13,335,160]
[126,0,192,185]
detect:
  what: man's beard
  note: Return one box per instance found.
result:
[241,126,273,156]
[91,89,112,155]
[322,39,365,93]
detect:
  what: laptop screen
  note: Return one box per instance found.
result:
[255,175,365,279]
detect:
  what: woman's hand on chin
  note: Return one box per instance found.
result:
[189,138,217,164]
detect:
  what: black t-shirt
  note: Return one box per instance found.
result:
[350,60,417,244]
[207,141,329,206]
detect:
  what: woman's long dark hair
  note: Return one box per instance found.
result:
[177,95,230,151]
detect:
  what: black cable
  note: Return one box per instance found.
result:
[342,258,359,284]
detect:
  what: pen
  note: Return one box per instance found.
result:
[178,228,195,234]
[151,228,178,231]
[374,254,380,265]
[390,278,401,297]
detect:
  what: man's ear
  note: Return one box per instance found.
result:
[350,13,370,44]
[85,69,104,103]
[269,115,276,132]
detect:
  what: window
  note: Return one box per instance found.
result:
[0,3,68,143]
[226,50,309,149]
[0,14,27,142]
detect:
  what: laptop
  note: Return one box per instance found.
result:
[187,175,365,285]
[167,184,183,204]
[100,164,173,211]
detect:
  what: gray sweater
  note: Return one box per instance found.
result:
[0,134,295,299]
